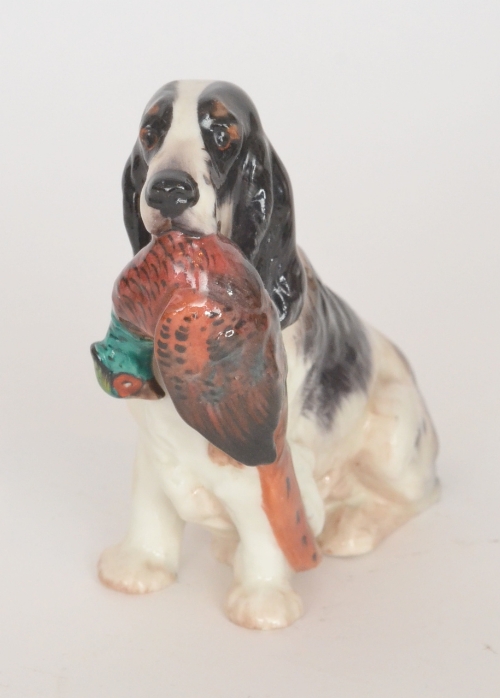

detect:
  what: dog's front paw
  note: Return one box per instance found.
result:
[98,543,176,594]
[225,583,303,630]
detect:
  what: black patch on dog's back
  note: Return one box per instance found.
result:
[300,260,372,429]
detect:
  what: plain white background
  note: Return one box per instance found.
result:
[0,1,498,696]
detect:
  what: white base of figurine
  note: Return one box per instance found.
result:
[98,322,438,630]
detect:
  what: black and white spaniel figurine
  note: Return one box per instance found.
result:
[98,80,439,629]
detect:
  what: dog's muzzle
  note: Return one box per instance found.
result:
[145,169,200,219]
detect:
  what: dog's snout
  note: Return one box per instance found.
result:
[145,169,200,219]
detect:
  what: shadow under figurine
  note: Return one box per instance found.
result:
[92,80,439,630]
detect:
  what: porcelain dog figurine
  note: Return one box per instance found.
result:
[92,80,439,630]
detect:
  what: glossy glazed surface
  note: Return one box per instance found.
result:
[91,313,163,399]
[93,79,438,629]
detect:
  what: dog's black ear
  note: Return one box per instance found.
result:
[122,142,150,254]
[253,148,305,329]
[231,138,305,329]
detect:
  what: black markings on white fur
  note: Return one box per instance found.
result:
[301,266,372,430]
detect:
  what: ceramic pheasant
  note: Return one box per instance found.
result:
[92,229,320,572]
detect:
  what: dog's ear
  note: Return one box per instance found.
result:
[122,142,151,254]
[231,137,305,329]
[253,148,305,329]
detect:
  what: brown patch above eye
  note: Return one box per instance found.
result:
[147,103,160,115]
[211,100,229,117]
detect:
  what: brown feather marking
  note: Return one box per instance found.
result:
[153,279,285,466]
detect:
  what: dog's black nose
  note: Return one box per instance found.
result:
[145,169,199,219]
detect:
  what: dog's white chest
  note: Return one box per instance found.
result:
[128,396,245,531]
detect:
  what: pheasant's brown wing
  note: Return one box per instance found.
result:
[154,287,287,466]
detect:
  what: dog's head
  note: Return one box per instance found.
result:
[123,80,304,328]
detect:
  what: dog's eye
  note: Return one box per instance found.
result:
[213,126,231,150]
[140,126,159,150]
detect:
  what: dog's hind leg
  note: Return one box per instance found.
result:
[318,336,439,557]
[98,422,184,594]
